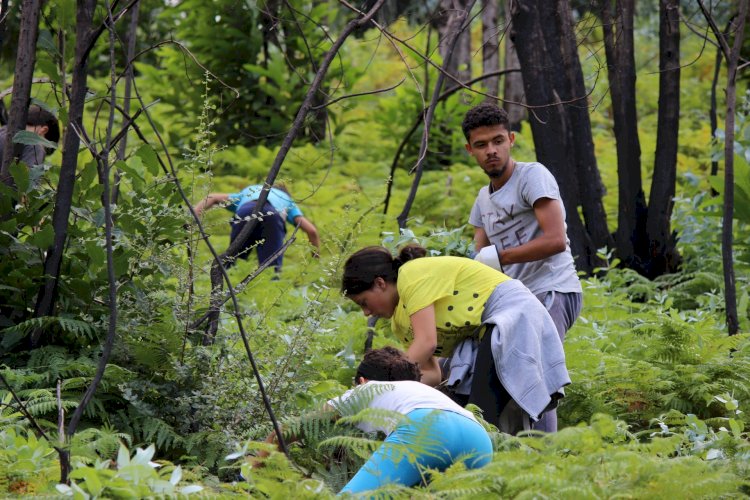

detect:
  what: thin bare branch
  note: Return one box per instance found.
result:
[310,78,406,110]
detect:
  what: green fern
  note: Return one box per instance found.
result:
[1,316,98,351]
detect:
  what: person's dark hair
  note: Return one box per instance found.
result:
[26,105,60,144]
[355,346,422,382]
[341,244,427,295]
[461,103,510,141]
[273,182,290,196]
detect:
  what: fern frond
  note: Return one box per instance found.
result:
[1,316,98,349]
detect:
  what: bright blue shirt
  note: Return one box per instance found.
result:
[226,185,303,225]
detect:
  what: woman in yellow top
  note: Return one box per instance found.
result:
[342,244,570,434]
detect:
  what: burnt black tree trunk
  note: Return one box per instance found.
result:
[32,0,99,343]
[0,0,42,185]
[547,0,612,254]
[645,0,681,278]
[510,0,605,273]
[599,0,648,271]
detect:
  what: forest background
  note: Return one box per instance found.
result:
[1,0,750,497]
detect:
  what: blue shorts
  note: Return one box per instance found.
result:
[340,408,492,495]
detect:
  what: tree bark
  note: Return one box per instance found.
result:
[397,0,478,229]
[481,0,500,98]
[32,0,98,343]
[503,0,525,129]
[112,0,140,205]
[710,19,732,191]
[0,0,42,185]
[697,0,748,335]
[645,0,681,278]
[550,0,612,254]
[435,0,473,91]
[0,0,10,125]
[510,0,602,273]
[599,0,647,271]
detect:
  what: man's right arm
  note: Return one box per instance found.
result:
[473,226,491,252]
[194,192,229,217]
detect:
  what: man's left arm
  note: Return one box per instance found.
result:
[497,197,567,266]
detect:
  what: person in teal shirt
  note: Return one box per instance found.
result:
[195,184,320,272]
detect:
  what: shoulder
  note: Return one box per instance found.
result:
[517,162,554,180]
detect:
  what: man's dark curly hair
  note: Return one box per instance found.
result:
[461,102,510,140]
[355,346,422,383]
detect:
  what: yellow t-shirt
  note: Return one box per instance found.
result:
[391,256,510,356]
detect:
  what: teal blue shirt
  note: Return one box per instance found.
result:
[226,185,303,225]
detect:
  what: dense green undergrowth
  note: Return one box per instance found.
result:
[2,9,750,498]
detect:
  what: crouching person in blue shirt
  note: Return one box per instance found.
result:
[194,183,320,273]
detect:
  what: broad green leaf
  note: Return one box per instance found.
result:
[13,130,58,150]
[36,58,61,85]
[9,161,30,193]
[37,29,57,53]
[135,145,160,176]
[79,160,98,189]
[80,469,104,497]
[27,224,54,250]
[85,240,106,269]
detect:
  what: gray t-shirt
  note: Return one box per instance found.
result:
[469,161,581,295]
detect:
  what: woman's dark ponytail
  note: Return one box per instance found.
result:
[342,244,427,296]
[397,244,427,265]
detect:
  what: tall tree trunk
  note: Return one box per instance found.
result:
[481,0,500,98]
[710,19,732,192]
[112,1,140,205]
[646,0,681,278]
[698,0,748,335]
[599,0,647,271]
[0,0,42,185]
[551,0,612,253]
[32,0,98,343]
[436,0,472,91]
[510,0,602,273]
[0,0,9,125]
[0,0,9,53]
[503,0,525,129]
[433,0,472,165]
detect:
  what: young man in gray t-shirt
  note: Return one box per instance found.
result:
[463,103,582,433]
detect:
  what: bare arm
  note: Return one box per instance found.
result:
[294,215,320,257]
[194,192,229,217]
[406,305,442,387]
[473,226,491,252]
[478,198,567,267]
